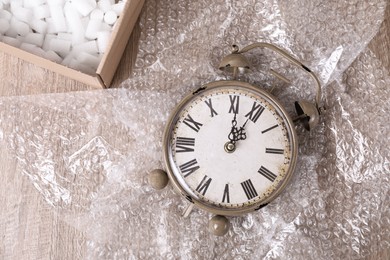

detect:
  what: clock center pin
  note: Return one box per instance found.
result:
[224,141,236,153]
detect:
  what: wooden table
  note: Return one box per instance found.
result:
[0,5,389,260]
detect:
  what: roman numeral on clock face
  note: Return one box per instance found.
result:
[183,114,203,132]
[179,159,200,177]
[204,98,218,117]
[241,179,258,200]
[261,124,279,134]
[195,175,212,196]
[222,183,230,203]
[229,95,239,114]
[245,102,265,123]
[265,148,284,154]
[258,166,277,182]
[176,137,195,153]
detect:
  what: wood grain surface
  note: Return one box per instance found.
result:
[0,4,389,260]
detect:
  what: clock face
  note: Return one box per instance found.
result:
[164,81,297,215]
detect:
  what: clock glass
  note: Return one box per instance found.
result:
[163,81,297,215]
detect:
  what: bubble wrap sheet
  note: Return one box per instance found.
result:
[0,0,389,259]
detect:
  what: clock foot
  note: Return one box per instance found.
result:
[208,215,230,236]
[182,203,194,218]
[148,169,169,190]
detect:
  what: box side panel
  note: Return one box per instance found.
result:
[0,42,103,88]
[97,0,145,87]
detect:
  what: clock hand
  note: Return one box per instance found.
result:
[228,116,249,143]
[241,118,249,128]
[228,113,239,143]
[232,113,237,126]
[237,118,249,141]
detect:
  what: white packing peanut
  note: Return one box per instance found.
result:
[100,22,112,32]
[47,0,65,6]
[4,25,18,38]
[20,42,37,52]
[10,0,23,12]
[49,38,71,54]
[97,0,113,13]
[103,10,117,25]
[30,19,48,34]
[24,0,46,8]
[11,18,30,36]
[73,40,98,54]
[20,42,46,56]
[45,18,57,34]
[87,0,100,6]
[12,7,33,24]
[24,32,44,46]
[96,31,110,53]
[90,9,104,21]
[77,51,100,68]
[61,50,75,66]
[69,59,96,74]
[2,36,21,47]
[71,0,95,17]
[0,10,12,20]
[112,2,125,15]
[44,50,63,63]
[85,19,102,39]
[0,18,10,34]
[33,4,51,20]
[16,35,24,42]
[57,32,72,41]
[42,33,56,51]
[49,4,67,32]
[64,5,85,45]
[81,16,89,28]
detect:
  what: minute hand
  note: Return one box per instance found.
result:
[237,118,249,141]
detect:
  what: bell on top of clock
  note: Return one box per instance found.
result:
[219,45,251,77]
[219,42,322,131]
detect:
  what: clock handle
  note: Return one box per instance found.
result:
[219,42,323,131]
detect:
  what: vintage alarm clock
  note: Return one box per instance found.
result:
[149,42,322,236]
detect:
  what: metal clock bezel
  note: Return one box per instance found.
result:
[162,80,298,216]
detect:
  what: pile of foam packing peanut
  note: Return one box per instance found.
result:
[0,0,125,74]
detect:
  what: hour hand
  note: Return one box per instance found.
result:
[228,126,238,143]
[227,116,248,143]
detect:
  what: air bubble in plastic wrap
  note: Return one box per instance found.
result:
[0,0,389,259]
